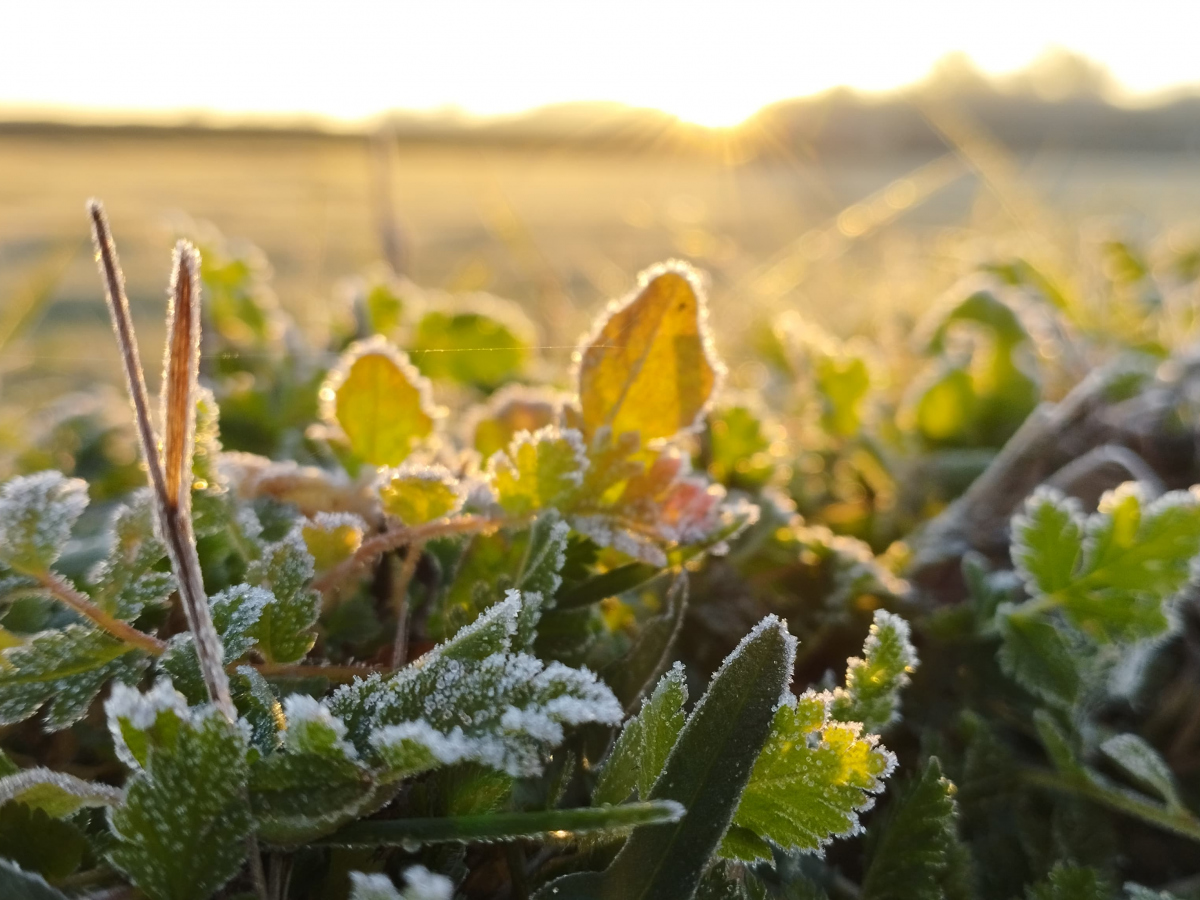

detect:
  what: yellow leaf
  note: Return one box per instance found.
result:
[321,337,439,467]
[379,465,464,525]
[577,261,722,444]
[301,513,364,571]
[488,427,587,516]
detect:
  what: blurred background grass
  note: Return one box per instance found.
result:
[4,55,1200,421]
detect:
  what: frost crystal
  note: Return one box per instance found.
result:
[349,867,452,900]
[282,694,358,759]
[0,471,89,574]
[332,591,622,777]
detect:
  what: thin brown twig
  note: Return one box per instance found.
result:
[37,572,166,655]
[89,201,234,720]
[312,514,508,594]
[389,541,423,668]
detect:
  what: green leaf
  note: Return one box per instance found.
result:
[0,768,122,816]
[105,682,251,900]
[324,801,683,847]
[0,859,72,900]
[379,464,464,525]
[1012,490,1084,595]
[536,616,794,900]
[249,699,380,847]
[87,490,173,619]
[1027,864,1114,900]
[329,592,622,778]
[1012,485,1200,642]
[0,472,88,576]
[0,803,88,883]
[706,403,779,489]
[1100,734,1183,811]
[488,426,587,516]
[349,867,454,900]
[861,757,960,900]
[158,584,274,701]
[600,573,688,709]
[411,301,533,390]
[323,337,439,466]
[997,606,1082,707]
[247,531,319,663]
[725,689,895,860]
[0,625,148,729]
[595,662,688,805]
[577,262,721,443]
[830,609,917,733]
[515,511,571,600]
[816,352,871,438]
[301,513,365,572]
[556,561,660,610]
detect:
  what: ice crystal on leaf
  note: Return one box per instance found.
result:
[349,867,453,900]
[0,625,148,730]
[379,463,465,525]
[723,690,897,861]
[330,591,622,777]
[104,683,251,900]
[246,529,319,663]
[0,472,88,575]
[1012,484,1200,642]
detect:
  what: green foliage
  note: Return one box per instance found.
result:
[594,662,687,805]
[830,609,917,732]
[0,625,147,729]
[539,617,795,900]
[723,689,895,860]
[1011,485,1200,641]
[1026,865,1113,900]
[860,758,961,900]
[105,683,251,900]
[15,208,1200,900]
[0,472,88,575]
[411,301,533,390]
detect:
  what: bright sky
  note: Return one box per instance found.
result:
[3,0,1199,127]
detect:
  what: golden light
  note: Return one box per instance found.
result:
[1,1,1198,127]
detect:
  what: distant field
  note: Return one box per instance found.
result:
[3,123,1200,406]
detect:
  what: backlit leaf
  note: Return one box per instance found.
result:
[577,261,722,444]
[831,610,918,733]
[323,337,439,466]
[379,464,464,525]
[489,426,587,516]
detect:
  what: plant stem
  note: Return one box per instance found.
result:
[37,572,166,655]
[316,801,683,847]
[389,541,423,668]
[1021,767,1200,844]
[246,834,269,900]
[312,514,509,594]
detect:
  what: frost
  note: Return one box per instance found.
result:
[726,688,897,860]
[0,471,89,575]
[331,591,621,777]
[378,462,466,525]
[246,529,319,663]
[488,425,589,515]
[105,679,192,769]
[0,625,148,730]
[282,694,358,760]
[831,610,918,733]
[350,867,453,900]
[0,767,123,816]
